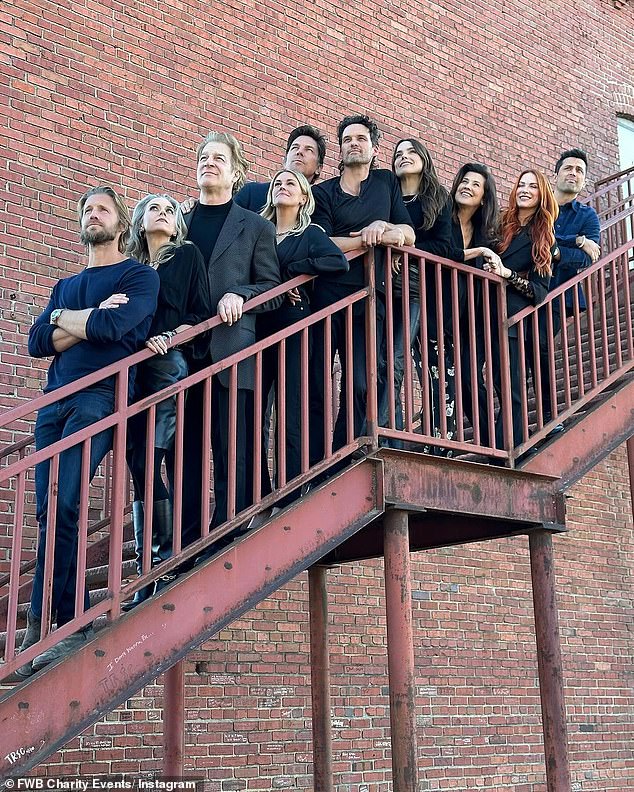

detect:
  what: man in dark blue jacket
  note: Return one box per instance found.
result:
[14,186,159,678]
[541,149,601,427]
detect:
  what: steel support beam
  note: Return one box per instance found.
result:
[384,509,418,792]
[308,566,333,792]
[627,437,634,517]
[529,530,571,792]
[163,660,185,776]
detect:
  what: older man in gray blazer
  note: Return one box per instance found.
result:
[175,131,280,566]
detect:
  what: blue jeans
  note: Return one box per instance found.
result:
[31,386,114,627]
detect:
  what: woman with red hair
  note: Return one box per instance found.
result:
[481,169,559,450]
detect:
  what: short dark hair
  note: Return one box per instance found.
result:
[555,148,588,174]
[336,114,381,147]
[285,125,327,167]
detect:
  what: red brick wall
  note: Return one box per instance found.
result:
[2,0,633,787]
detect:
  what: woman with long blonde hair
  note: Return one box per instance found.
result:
[482,169,559,450]
[257,169,348,506]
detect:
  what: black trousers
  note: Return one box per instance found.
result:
[491,326,539,449]
[309,281,385,465]
[180,372,254,550]
[259,302,310,506]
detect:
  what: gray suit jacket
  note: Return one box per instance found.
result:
[184,200,281,389]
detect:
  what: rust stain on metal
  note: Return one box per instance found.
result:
[162,603,176,612]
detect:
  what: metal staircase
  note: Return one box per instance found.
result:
[1,166,633,791]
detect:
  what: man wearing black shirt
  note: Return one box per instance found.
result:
[310,114,414,461]
[178,132,280,558]
[234,124,327,212]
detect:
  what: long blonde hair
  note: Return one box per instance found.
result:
[127,194,188,267]
[260,170,315,236]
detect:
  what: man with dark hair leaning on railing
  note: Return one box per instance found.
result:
[175,131,280,571]
[541,148,601,431]
[309,114,415,464]
[12,186,159,680]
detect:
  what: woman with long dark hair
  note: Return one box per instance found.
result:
[449,163,500,447]
[482,169,559,449]
[124,194,209,608]
[258,169,348,506]
[382,138,452,446]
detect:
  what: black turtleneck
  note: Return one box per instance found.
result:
[187,199,233,263]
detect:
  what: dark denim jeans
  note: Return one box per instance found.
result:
[31,386,114,627]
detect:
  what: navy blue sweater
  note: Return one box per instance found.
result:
[28,258,159,395]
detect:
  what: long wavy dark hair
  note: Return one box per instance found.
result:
[450,162,500,244]
[392,138,449,231]
[498,169,558,277]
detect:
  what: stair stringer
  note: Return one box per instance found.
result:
[0,459,384,778]
[520,373,634,489]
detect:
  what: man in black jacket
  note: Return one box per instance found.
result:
[177,132,280,561]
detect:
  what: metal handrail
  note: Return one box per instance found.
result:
[2,205,634,678]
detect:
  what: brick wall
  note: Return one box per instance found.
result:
[2,0,633,787]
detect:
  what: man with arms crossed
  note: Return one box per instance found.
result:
[14,186,159,678]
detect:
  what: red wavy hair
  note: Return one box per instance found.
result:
[498,169,559,276]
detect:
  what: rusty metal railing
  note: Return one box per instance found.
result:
[1,232,633,681]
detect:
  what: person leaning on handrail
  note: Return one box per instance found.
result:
[382,138,452,449]
[449,162,500,448]
[256,169,348,510]
[481,169,559,451]
[122,194,210,610]
[308,114,415,466]
[11,186,159,680]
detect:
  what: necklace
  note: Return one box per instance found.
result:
[403,194,417,204]
[149,260,159,269]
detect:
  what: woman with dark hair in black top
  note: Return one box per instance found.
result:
[124,194,210,608]
[385,138,452,449]
[257,169,348,506]
[449,163,500,448]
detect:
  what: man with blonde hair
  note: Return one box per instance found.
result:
[13,186,159,678]
[175,131,280,566]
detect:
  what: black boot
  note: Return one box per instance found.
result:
[153,499,178,595]
[122,501,154,612]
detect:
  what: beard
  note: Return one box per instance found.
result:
[342,151,372,167]
[80,225,119,246]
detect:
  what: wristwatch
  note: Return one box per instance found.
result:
[50,308,64,325]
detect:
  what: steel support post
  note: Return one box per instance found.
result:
[626,437,634,517]
[308,565,334,792]
[529,530,571,792]
[163,660,185,776]
[384,508,418,792]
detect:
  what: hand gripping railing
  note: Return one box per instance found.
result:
[1,237,633,681]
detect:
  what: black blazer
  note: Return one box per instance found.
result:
[498,226,551,319]
[184,201,281,389]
